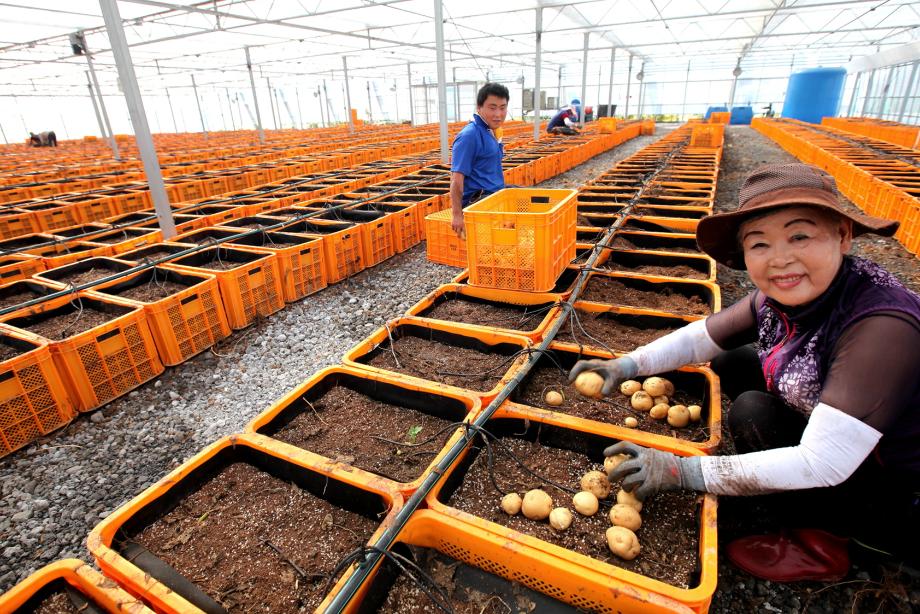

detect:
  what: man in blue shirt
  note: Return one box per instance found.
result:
[450,83,509,237]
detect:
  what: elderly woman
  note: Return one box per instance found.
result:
[570,163,920,580]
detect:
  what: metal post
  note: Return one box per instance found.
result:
[878,68,895,118]
[452,67,460,122]
[557,65,562,108]
[190,74,207,136]
[244,47,266,144]
[423,77,430,124]
[342,56,354,132]
[434,0,449,164]
[861,69,876,116]
[579,32,589,124]
[596,65,603,113]
[86,71,107,140]
[0,123,7,145]
[625,53,633,118]
[323,79,335,124]
[407,62,415,126]
[533,7,542,141]
[98,0,175,238]
[264,77,278,129]
[317,85,326,127]
[295,87,304,129]
[274,87,285,128]
[366,81,374,123]
[681,60,691,121]
[638,61,647,117]
[898,61,919,122]
[225,89,237,131]
[846,72,861,117]
[165,88,178,132]
[607,47,615,118]
[83,48,120,160]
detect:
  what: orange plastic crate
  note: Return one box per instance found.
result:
[0,558,151,613]
[0,326,74,457]
[424,410,717,613]
[226,231,327,303]
[366,202,421,252]
[89,267,231,367]
[87,435,403,614]
[425,209,467,267]
[281,218,365,284]
[164,246,284,330]
[690,124,725,148]
[0,254,44,287]
[464,188,577,292]
[0,293,163,413]
[0,210,38,240]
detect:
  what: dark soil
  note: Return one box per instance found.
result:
[0,341,27,362]
[125,247,186,262]
[20,305,115,340]
[0,290,42,311]
[446,437,701,588]
[420,296,551,333]
[554,310,682,352]
[195,259,243,271]
[515,367,709,442]
[601,261,708,280]
[379,548,545,613]
[611,235,701,254]
[109,279,188,302]
[364,335,515,392]
[132,462,378,613]
[581,276,712,316]
[270,385,457,484]
[28,590,80,613]
[48,268,118,287]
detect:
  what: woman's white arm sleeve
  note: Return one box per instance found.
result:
[627,318,723,375]
[700,403,882,496]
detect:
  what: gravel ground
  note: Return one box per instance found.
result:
[3,124,917,612]
[0,128,659,594]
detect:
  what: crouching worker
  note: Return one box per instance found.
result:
[569,163,920,580]
[546,101,581,135]
[29,131,58,147]
[450,83,509,238]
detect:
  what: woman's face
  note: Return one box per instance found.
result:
[740,206,852,306]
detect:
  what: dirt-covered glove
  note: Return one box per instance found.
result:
[567,356,638,396]
[604,441,705,500]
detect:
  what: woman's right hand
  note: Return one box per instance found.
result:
[567,356,638,396]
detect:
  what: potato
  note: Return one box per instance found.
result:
[572,491,599,516]
[609,503,642,531]
[575,371,605,399]
[604,453,630,473]
[661,378,675,397]
[687,404,702,422]
[624,416,639,428]
[653,395,669,406]
[630,391,653,411]
[606,526,641,560]
[667,404,690,428]
[642,377,669,397]
[549,507,573,531]
[544,390,564,406]
[580,471,611,499]
[501,493,522,515]
[521,489,553,520]
[616,488,643,512]
[649,403,669,420]
[619,380,642,396]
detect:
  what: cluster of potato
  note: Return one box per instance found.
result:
[499,458,644,561]
[619,377,702,428]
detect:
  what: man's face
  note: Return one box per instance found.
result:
[477,95,508,130]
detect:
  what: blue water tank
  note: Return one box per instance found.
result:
[782,67,847,124]
[704,106,728,120]
[730,106,754,125]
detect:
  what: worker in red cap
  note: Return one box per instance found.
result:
[570,163,920,581]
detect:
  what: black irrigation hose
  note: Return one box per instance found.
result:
[322,129,697,613]
[0,173,448,318]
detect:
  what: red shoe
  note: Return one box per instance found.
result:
[726,528,850,582]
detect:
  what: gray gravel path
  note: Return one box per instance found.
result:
[0,128,663,593]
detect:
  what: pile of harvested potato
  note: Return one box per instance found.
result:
[620,376,701,428]
[499,460,645,561]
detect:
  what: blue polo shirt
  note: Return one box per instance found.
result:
[451,114,505,205]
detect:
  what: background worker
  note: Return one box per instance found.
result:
[450,83,509,237]
[570,163,920,580]
[28,131,57,147]
[546,99,582,135]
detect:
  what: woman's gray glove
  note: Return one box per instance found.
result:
[604,441,705,500]
[567,356,639,396]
